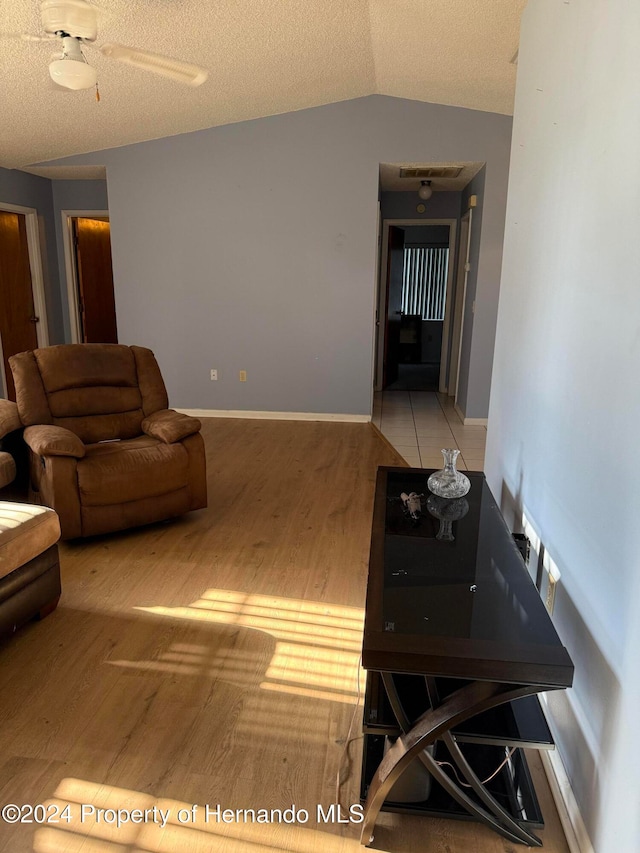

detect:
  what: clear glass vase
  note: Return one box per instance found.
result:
[427,449,471,499]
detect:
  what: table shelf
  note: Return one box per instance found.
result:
[364,671,555,750]
[361,734,544,828]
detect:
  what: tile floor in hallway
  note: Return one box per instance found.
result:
[372,390,486,471]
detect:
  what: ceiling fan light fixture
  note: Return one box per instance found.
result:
[49,55,97,89]
[418,180,433,201]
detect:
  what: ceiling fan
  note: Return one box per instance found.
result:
[10,0,208,92]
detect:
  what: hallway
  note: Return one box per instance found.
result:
[372,390,486,471]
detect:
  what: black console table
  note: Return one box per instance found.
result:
[360,467,574,847]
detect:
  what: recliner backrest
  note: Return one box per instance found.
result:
[10,344,169,444]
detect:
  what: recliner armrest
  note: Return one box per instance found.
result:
[0,400,21,439]
[141,409,201,444]
[23,425,86,459]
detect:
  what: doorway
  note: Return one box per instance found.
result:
[448,209,473,403]
[62,211,117,344]
[375,218,457,393]
[0,203,49,400]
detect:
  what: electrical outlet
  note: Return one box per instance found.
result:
[210,369,218,381]
[546,574,557,614]
[541,551,561,615]
[239,370,247,382]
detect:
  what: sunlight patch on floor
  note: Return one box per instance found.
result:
[33,779,380,853]
[105,589,366,704]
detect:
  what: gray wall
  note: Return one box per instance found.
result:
[0,167,65,345]
[44,95,512,416]
[51,179,109,212]
[487,2,640,851]
[380,190,462,221]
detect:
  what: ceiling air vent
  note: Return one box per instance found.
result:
[399,167,463,179]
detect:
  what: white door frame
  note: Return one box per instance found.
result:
[369,201,382,413]
[0,201,49,398]
[448,208,473,402]
[61,209,110,344]
[374,218,457,393]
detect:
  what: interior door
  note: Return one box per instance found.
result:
[383,225,405,388]
[0,211,39,400]
[73,217,118,343]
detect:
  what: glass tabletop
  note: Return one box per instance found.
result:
[363,468,574,686]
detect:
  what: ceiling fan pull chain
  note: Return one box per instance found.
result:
[95,81,100,102]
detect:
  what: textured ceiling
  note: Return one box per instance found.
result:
[0,0,526,170]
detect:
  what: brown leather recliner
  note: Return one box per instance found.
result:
[9,344,207,540]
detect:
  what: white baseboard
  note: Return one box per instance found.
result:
[453,402,488,426]
[176,408,371,423]
[540,749,594,853]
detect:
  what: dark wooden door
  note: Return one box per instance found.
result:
[0,211,39,400]
[73,217,118,343]
[382,225,405,388]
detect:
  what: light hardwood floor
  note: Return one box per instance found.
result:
[0,419,568,853]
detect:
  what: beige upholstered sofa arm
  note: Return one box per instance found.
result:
[141,410,201,444]
[0,400,21,439]
[23,425,86,459]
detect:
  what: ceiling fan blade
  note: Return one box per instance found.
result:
[22,33,57,42]
[99,43,208,87]
[0,32,54,42]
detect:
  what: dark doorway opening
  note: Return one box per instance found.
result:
[381,224,451,392]
[70,216,118,344]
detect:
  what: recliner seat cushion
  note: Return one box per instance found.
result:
[0,503,61,581]
[78,437,189,507]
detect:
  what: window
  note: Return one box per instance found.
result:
[401,247,449,321]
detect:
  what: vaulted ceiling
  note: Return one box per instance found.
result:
[0,0,526,170]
